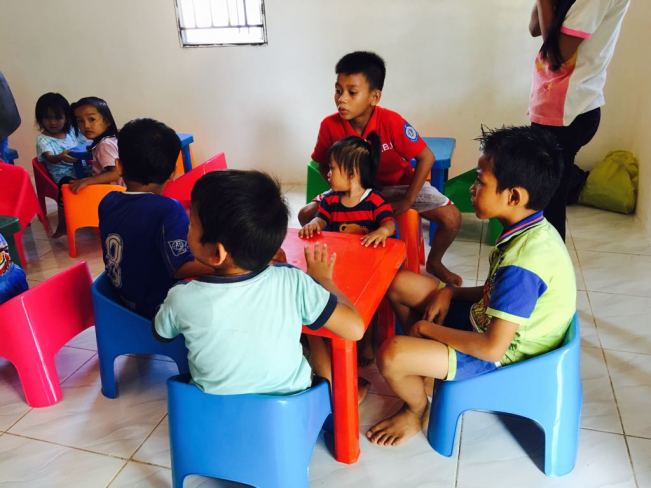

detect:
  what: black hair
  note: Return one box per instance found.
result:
[35,92,73,134]
[71,96,118,149]
[191,170,289,271]
[117,118,180,185]
[328,133,381,189]
[540,0,577,71]
[476,125,563,210]
[335,51,386,91]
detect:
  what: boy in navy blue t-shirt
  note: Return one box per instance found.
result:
[99,118,211,318]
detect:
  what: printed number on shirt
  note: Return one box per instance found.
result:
[105,233,123,288]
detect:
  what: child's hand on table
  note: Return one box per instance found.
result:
[360,228,389,248]
[305,242,335,284]
[299,221,322,239]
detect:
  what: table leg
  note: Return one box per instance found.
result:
[181,146,192,173]
[330,337,360,464]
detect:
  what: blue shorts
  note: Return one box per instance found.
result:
[443,300,499,381]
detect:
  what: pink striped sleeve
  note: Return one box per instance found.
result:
[560,26,592,39]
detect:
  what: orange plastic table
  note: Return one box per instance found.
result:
[282,229,406,464]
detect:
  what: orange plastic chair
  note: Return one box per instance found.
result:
[0,162,50,266]
[32,157,59,217]
[61,183,125,257]
[163,152,227,209]
[0,261,94,407]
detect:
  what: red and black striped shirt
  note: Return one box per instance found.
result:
[317,189,394,234]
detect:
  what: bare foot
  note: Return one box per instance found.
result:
[358,377,370,405]
[51,227,67,238]
[426,260,462,287]
[366,404,425,446]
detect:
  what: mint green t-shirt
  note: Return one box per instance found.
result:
[470,212,576,365]
[155,265,337,395]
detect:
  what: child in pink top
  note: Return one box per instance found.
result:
[69,96,123,193]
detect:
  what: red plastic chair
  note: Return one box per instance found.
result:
[0,162,50,266]
[0,261,94,407]
[61,183,125,257]
[32,157,59,218]
[163,152,227,209]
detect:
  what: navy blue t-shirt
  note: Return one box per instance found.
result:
[99,192,194,318]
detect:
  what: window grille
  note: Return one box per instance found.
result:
[175,0,267,47]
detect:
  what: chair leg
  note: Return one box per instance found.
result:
[542,406,581,476]
[427,387,462,457]
[14,355,63,407]
[66,227,77,258]
[14,233,27,269]
[376,297,395,347]
[36,208,50,234]
[98,352,119,398]
[171,470,187,488]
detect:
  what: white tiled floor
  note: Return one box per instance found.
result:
[1,186,649,487]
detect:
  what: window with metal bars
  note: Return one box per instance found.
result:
[174,0,267,47]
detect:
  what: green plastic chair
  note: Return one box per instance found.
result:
[306,160,329,203]
[0,215,22,267]
[443,169,501,245]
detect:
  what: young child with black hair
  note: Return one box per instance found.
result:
[300,51,462,285]
[155,169,365,396]
[299,133,395,247]
[366,125,576,447]
[70,96,122,193]
[34,92,91,237]
[99,118,211,319]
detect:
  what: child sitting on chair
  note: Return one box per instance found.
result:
[99,118,211,319]
[366,125,576,447]
[300,133,395,370]
[154,170,365,395]
[299,133,395,246]
[299,51,462,285]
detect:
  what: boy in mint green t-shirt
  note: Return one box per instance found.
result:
[367,125,576,447]
[154,169,364,395]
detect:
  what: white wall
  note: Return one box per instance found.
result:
[0,0,644,193]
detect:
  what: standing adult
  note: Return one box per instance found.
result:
[0,70,21,161]
[528,0,630,239]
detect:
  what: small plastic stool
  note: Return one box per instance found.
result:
[427,314,581,476]
[167,374,332,488]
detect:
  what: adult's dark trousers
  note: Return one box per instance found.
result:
[532,107,601,240]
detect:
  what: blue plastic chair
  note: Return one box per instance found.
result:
[167,374,332,488]
[91,272,189,398]
[427,314,581,476]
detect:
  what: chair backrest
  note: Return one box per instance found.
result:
[167,373,331,486]
[0,162,41,227]
[0,261,93,362]
[32,157,57,191]
[61,184,125,229]
[163,152,227,206]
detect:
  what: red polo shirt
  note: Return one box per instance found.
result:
[311,106,426,186]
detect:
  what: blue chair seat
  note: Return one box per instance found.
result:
[427,314,582,476]
[167,374,332,488]
[91,272,189,398]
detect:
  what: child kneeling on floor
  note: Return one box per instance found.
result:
[154,169,365,395]
[367,125,576,446]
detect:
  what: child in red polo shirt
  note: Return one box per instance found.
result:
[299,51,462,285]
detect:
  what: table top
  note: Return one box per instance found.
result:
[177,133,194,147]
[423,136,456,168]
[282,229,406,338]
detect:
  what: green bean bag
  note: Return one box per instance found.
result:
[578,150,638,214]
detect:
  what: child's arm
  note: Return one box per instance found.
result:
[394,145,435,215]
[422,285,484,323]
[299,217,327,239]
[532,0,584,61]
[41,150,77,164]
[411,317,518,363]
[360,219,395,248]
[69,167,120,193]
[305,242,364,341]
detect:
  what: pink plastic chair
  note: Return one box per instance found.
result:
[0,261,94,407]
[32,157,59,217]
[0,162,50,266]
[163,152,227,209]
